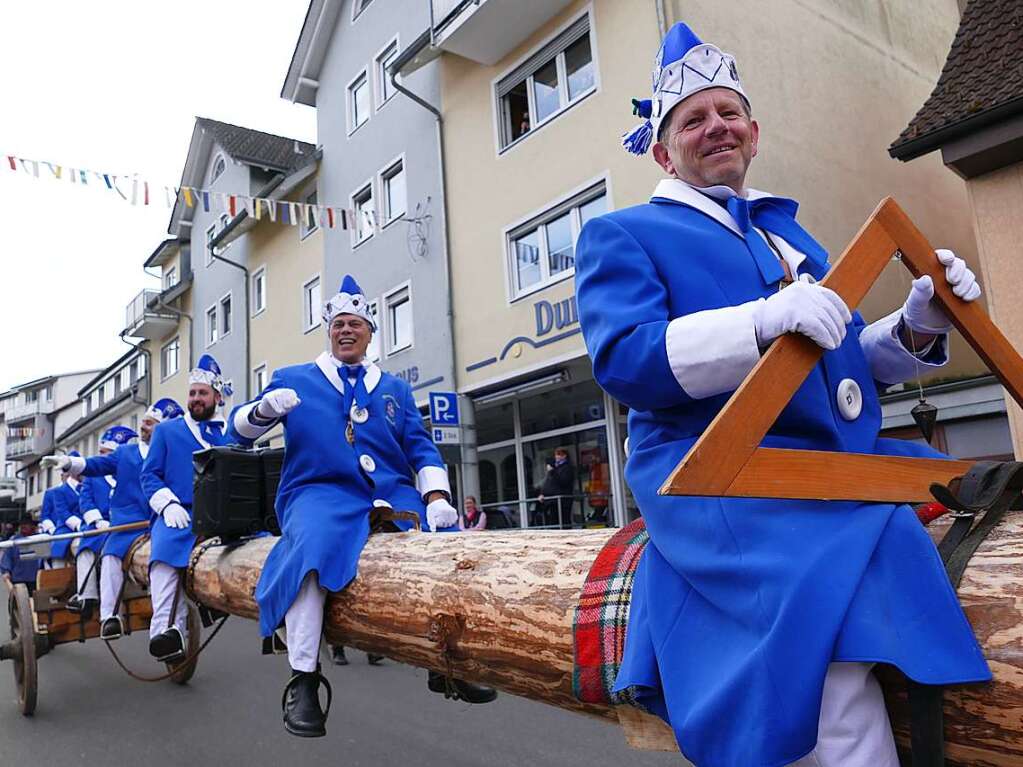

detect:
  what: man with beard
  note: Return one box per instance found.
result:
[44,401,184,640]
[141,357,232,662]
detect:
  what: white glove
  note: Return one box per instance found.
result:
[95,519,110,530]
[161,502,191,530]
[426,499,459,532]
[901,249,981,335]
[65,515,82,532]
[41,454,71,472]
[752,278,852,351]
[256,388,301,419]
[40,519,56,535]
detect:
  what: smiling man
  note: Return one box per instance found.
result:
[229,274,494,739]
[576,21,989,767]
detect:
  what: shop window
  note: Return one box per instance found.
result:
[518,380,605,437]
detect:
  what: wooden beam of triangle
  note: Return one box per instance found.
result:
[660,197,1023,503]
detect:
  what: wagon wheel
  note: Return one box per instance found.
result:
[8,584,37,715]
[166,603,200,685]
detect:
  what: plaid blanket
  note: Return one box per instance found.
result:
[572,518,650,705]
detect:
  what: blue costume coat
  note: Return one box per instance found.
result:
[141,414,232,569]
[574,181,990,767]
[40,483,81,560]
[78,473,113,555]
[81,443,151,559]
[229,352,452,636]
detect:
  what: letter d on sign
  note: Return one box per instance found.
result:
[534,300,554,337]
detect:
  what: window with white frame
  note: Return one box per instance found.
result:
[496,16,596,149]
[220,293,232,337]
[302,276,321,333]
[508,183,607,299]
[205,224,216,266]
[219,213,231,250]
[163,265,177,291]
[348,71,370,133]
[251,267,266,316]
[114,372,122,396]
[211,154,226,184]
[206,305,218,346]
[384,285,412,355]
[352,183,375,244]
[253,364,268,395]
[376,39,399,106]
[381,160,406,224]
[352,0,374,20]
[119,367,130,392]
[136,354,147,380]
[366,300,381,362]
[300,191,319,239]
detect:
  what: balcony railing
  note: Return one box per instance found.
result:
[428,0,574,65]
[123,288,178,339]
[125,289,161,329]
[5,399,54,422]
[7,438,40,458]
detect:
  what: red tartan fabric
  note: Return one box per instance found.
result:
[572,518,650,705]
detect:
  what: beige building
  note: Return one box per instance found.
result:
[404,0,988,527]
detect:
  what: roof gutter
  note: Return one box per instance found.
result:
[889,96,1023,161]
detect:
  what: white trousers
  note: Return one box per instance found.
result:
[149,562,188,641]
[100,554,124,621]
[75,550,99,599]
[47,557,69,569]
[284,571,326,673]
[787,662,898,767]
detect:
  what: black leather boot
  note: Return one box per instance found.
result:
[367,653,384,666]
[149,626,185,662]
[100,616,123,641]
[428,671,498,704]
[330,645,348,666]
[282,667,332,738]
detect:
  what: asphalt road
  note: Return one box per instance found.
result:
[0,605,686,766]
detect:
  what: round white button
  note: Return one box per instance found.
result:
[359,454,376,473]
[836,378,862,421]
[351,406,369,424]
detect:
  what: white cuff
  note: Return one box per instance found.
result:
[416,465,450,500]
[83,509,103,526]
[233,401,276,440]
[149,487,180,515]
[665,301,762,399]
[859,310,948,385]
[69,455,86,475]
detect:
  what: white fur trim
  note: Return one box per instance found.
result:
[83,509,103,526]
[149,487,180,515]
[68,455,86,475]
[233,401,275,440]
[858,310,948,385]
[665,301,762,399]
[416,465,451,499]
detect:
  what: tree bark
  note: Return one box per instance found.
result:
[127,519,1023,763]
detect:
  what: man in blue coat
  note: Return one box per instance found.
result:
[38,452,84,568]
[230,274,495,738]
[1,516,43,594]
[141,356,232,662]
[577,22,990,767]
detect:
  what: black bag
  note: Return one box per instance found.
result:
[192,447,284,540]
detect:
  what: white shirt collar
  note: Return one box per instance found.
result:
[183,411,226,450]
[315,351,382,397]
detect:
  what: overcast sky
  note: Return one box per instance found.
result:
[0,2,316,392]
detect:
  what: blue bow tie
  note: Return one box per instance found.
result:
[199,421,223,444]
[725,195,830,285]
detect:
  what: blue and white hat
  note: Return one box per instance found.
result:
[622,22,748,155]
[144,397,184,422]
[100,425,137,451]
[189,354,225,392]
[322,275,377,331]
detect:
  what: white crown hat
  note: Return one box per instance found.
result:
[189,354,225,392]
[322,274,377,331]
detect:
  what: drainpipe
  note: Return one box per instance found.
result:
[208,249,250,400]
[654,0,667,36]
[118,332,152,409]
[389,37,479,502]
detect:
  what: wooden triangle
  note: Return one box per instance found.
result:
[660,198,1023,503]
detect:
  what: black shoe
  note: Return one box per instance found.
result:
[100,617,123,641]
[329,645,348,666]
[67,594,97,619]
[367,653,384,666]
[427,671,498,704]
[149,627,185,663]
[282,667,331,738]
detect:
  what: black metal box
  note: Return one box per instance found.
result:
[192,447,284,540]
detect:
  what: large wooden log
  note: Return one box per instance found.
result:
[128,521,1023,764]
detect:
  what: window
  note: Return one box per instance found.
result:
[119,367,131,392]
[381,159,406,224]
[137,354,147,379]
[497,16,595,149]
[211,154,226,184]
[44,385,52,401]
[352,183,375,244]
[45,468,52,490]
[253,364,268,395]
[220,293,232,337]
[205,224,216,267]
[348,71,370,133]
[508,183,607,299]
[98,386,105,407]
[162,338,180,379]
[25,390,37,404]
[352,0,374,20]
[376,39,399,106]
[302,276,321,333]
[163,266,177,291]
[366,300,381,362]
[28,475,34,496]
[300,191,319,240]
[251,267,266,316]
[206,305,218,346]
[384,284,412,355]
